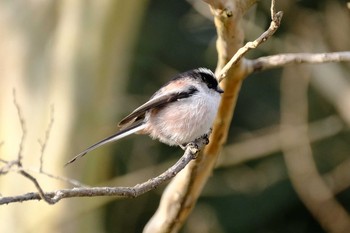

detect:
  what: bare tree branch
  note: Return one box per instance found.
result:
[38,105,54,172]
[34,105,88,187]
[218,3,283,82]
[0,159,19,175]
[19,170,55,204]
[0,137,207,205]
[1,91,27,175]
[248,51,350,73]
[12,89,26,166]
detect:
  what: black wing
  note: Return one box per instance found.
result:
[118,86,198,128]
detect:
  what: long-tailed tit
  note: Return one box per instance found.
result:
[66,68,223,165]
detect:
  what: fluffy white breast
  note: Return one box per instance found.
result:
[146,84,221,146]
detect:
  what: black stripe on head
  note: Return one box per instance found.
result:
[195,68,218,90]
[164,68,223,93]
[168,68,219,91]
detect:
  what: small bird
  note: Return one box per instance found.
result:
[66,68,223,165]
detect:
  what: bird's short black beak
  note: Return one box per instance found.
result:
[216,86,224,94]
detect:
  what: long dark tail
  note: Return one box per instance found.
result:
[65,122,146,166]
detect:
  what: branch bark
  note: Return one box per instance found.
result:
[247,51,350,73]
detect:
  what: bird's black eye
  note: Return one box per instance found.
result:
[198,71,218,90]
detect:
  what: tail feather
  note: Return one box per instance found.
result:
[65,123,146,166]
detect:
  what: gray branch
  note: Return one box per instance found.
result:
[0,137,208,205]
[248,51,350,72]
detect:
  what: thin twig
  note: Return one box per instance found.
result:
[218,0,283,82]
[270,0,276,19]
[19,170,54,204]
[0,160,19,175]
[3,90,31,181]
[38,105,55,172]
[13,89,26,166]
[35,169,89,188]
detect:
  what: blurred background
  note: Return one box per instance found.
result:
[0,0,349,232]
